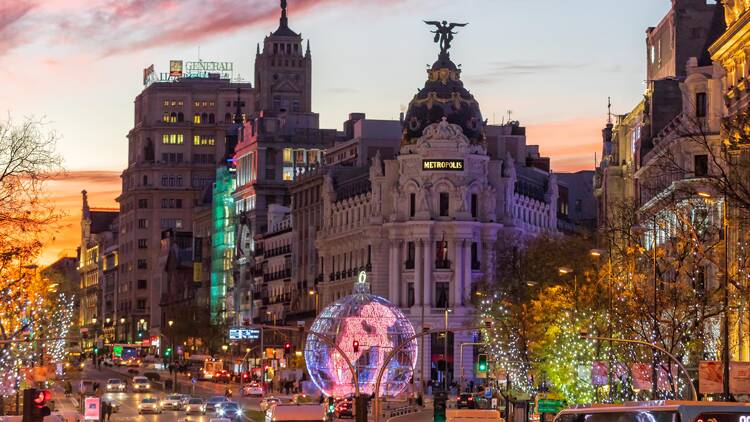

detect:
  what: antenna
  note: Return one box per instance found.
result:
[507,109,513,122]
[607,97,612,124]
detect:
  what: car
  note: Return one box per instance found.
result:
[179,394,191,406]
[137,397,161,414]
[185,398,206,414]
[205,396,230,413]
[218,402,243,421]
[105,378,126,392]
[213,370,231,383]
[132,376,150,392]
[265,404,326,422]
[259,397,282,412]
[455,393,477,409]
[161,394,184,410]
[335,396,354,418]
[102,399,120,413]
[123,357,142,367]
[242,382,264,397]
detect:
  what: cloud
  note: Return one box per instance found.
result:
[526,116,603,172]
[469,61,588,85]
[0,0,36,55]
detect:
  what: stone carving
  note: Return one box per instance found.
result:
[481,186,497,220]
[418,181,433,213]
[502,151,515,178]
[418,117,469,146]
[371,150,384,177]
[456,185,468,213]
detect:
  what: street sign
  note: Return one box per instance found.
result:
[229,327,261,340]
[191,378,197,385]
[484,389,493,399]
[537,399,564,413]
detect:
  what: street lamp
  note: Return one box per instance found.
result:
[443,308,452,390]
[308,289,319,314]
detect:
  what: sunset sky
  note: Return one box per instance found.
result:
[0,0,671,264]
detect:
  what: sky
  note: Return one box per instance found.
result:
[0,0,672,264]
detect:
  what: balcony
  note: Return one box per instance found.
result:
[435,260,451,270]
[264,244,291,258]
[263,268,291,282]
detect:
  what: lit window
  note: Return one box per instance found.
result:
[283,148,292,163]
[162,113,170,122]
[283,166,294,181]
[162,134,169,144]
[194,114,201,124]
[177,134,183,144]
[194,135,200,146]
[163,100,169,106]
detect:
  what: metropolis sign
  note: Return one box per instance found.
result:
[422,159,464,171]
[228,327,260,341]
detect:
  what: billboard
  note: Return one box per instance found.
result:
[699,360,723,394]
[84,397,100,420]
[169,60,183,77]
[143,64,154,86]
[229,327,261,340]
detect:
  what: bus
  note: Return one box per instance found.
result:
[111,343,142,364]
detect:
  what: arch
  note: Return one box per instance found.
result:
[433,177,458,191]
[201,112,208,123]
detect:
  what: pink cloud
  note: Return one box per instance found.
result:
[526,116,604,172]
[0,0,36,55]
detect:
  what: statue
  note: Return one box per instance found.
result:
[424,20,468,55]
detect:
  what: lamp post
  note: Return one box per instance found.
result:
[168,320,176,391]
[308,289,319,314]
[443,308,452,391]
[119,318,126,342]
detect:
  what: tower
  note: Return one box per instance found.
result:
[254,0,312,113]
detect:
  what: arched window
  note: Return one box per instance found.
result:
[208,113,215,124]
[225,113,232,123]
[193,114,201,124]
[177,112,184,122]
[169,112,177,123]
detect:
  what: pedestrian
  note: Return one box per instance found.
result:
[105,401,113,422]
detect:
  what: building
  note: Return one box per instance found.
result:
[313,43,559,386]
[77,190,118,352]
[116,72,251,343]
[252,205,294,327]
[556,171,597,235]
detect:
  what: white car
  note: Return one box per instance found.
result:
[242,382,264,397]
[138,397,161,414]
[105,378,125,392]
[185,398,206,414]
[161,394,184,410]
[132,376,150,392]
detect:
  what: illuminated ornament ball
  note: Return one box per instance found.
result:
[304,272,418,397]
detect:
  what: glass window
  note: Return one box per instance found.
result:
[696,92,707,118]
[307,149,319,165]
[407,283,415,307]
[283,166,294,181]
[294,149,305,164]
[439,192,449,216]
[471,194,478,218]
[162,134,169,144]
[410,193,416,217]
[435,282,449,308]
[283,148,292,163]
[193,114,201,124]
[194,135,200,145]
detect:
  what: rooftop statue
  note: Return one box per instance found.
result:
[424,20,468,55]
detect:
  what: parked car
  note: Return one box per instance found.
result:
[161,394,184,410]
[242,382,264,397]
[179,394,191,406]
[455,393,477,409]
[185,398,206,414]
[335,396,354,419]
[259,397,282,412]
[205,396,230,413]
[105,378,126,392]
[218,402,243,421]
[137,397,161,414]
[132,376,150,392]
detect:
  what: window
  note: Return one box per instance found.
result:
[283,148,292,163]
[696,92,707,118]
[409,193,416,217]
[137,259,147,269]
[193,114,201,124]
[161,176,183,187]
[266,168,275,180]
[405,242,415,269]
[471,194,478,218]
[160,218,183,229]
[694,154,708,177]
[177,112,184,122]
[138,199,148,209]
[471,242,479,270]
[407,282,415,307]
[162,133,184,144]
[435,282,449,308]
[138,219,148,229]
[208,113,215,124]
[435,240,449,268]
[283,167,294,181]
[439,192,449,216]
[138,239,147,249]
[137,279,147,289]
[136,299,147,310]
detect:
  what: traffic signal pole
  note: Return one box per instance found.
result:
[458,342,487,389]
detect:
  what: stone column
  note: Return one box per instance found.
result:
[389,241,398,304]
[452,239,463,308]
[395,240,403,306]
[423,240,433,308]
[414,240,423,307]
[463,240,471,306]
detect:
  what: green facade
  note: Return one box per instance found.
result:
[210,166,236,322]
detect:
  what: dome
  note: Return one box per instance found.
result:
[304,277,418,397]
[402,52,485,145]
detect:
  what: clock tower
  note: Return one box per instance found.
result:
[254,0,312,113]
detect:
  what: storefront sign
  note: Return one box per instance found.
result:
[229,327,261,340]
[169,60,183,77]
[422,159,464,171]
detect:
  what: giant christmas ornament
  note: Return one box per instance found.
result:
[304,272,418,397]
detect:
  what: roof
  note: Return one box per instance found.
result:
[89,209,118,234]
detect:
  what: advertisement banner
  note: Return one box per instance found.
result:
[591,361,608,386]
[631,363,652,390]
[84,397,100,420]
[169,60,183,77]
[142,64,154,86]
[731,361,750,394]
[699,361,723,394]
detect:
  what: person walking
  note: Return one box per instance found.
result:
[105,401,113,422]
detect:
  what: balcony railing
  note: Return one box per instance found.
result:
[435,260,451,270]
[263,268,291,282]
[404,260,415,270]
[264,245,291,258]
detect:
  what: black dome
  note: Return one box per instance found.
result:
[402,52,485,145]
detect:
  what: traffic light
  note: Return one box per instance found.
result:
[164,347,172,357]
[327,396,335,414]
[93,346,99,355]
[284,342,292,353]
[477,354,488,372]
[23,388,51,422]
[352,340,359,353]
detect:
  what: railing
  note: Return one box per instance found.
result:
[404,260,414,270]
[435,259,451,270]
[263,268,292,282]
[264,244,291,258]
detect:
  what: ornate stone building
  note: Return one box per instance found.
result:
[313,45,559,385]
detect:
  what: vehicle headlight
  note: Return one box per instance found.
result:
[238,409,243,415]
[160,401,166,406]
[219,410,224,416]
[138,405,143,409]
[145,384,150,388]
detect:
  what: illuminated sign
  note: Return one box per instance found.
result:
[229,327,261,340]
[169,60,183,77]
[422,159,464,171]
[185,61,233,77]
